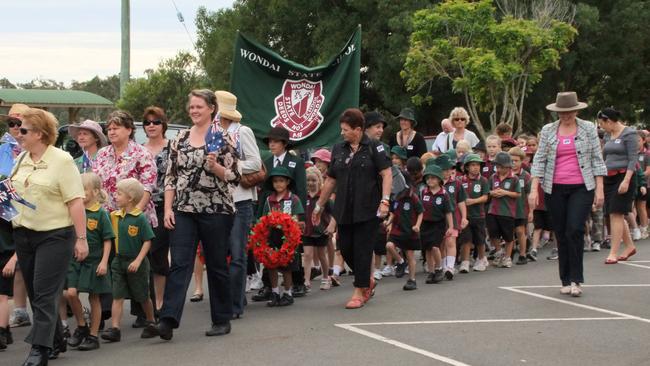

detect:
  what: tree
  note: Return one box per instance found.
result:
[117,52,210,124]
[402,0,577,138]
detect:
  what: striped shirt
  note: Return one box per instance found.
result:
[488,172,521,217]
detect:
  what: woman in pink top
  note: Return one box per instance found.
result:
[529,92,606,298]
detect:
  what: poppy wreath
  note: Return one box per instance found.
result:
[247,211,302,269]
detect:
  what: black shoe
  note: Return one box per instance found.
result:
[266,292,281,307]
[140,322,159,339]
[292,285,306,298]
[77,335,100,351]
[62,325,70,341]
[0,331,5,350]
[232,313,242,320]
[278,293,294,306]
[100,327,121,343]
[395,261,407,278]
[67,325,89,347]
[444,269,454,281]
[526,250,538,262]
[252,287,272,302]
[433,269,444,283]
[425,272,436,284]
[516,255,528,265]
[156,320,173,341]
[47,347,59,360]
[132,316,148,329]
[205,322,231,336]
[403,279,417,291]
[310,267,322,280]
[23,346,48,366]
[0,326,11,349]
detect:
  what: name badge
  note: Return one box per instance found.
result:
[283,200,292,214]
[615,139,621,144]
[407,145,414,150]
[462,183,469,188]
[423,195,431,202]
[482,167,489,172]
[563,139,571,145]
[474,184,481,193]
[504,181,511,189]
[377,145,385,152]
[288,161,296,168]
[519,179,525,187]
[494,181,500,188]
[435,197,442,205]
[393,202,399,210]
[403,202,411,211]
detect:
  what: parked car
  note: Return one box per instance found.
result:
[56,121,187,158]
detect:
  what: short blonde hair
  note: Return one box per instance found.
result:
[486,135,501,145]
[305,166,323,189]
[116,178,145,204]
[449,107,471,125]
[21,108,59,145]
[420,152,435,166]
[508,146,526,159]
[456,139,471,153]
[81,172,108,204]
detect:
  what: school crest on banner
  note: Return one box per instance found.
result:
[271,80,325,141]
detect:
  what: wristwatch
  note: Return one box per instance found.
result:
[314,203,322,214]
[76,236,87,241]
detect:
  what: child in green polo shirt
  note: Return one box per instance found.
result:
[261,166,305,307]
[510,147,532,266]
[66,173,115,351]
[102,178,156,342]
[487,152,521,268]
[391,146,408,169]
[458,154,490,273]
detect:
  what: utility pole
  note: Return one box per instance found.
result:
[120,0,130,98]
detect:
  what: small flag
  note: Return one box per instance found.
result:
[81,151,93,173]
[0,133,21,156]
[205,119,225,153]
[0,179,36,221]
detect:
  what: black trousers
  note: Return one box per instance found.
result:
[338,218,380,288]
[14,226,74,348]
[546,184,594,286]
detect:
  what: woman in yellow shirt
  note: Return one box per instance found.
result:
[11,108,87,366]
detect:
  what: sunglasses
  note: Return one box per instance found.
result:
[8,119,22,128]
[453,118,467,121]
[143,120,163,126]
[19,127,33,135]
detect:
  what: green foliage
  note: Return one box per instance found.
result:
[117,52,210,124]
[403,0,577,137]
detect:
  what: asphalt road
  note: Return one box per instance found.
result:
[3,242,650,366]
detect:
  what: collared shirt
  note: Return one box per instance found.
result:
[262,191,304,219]
[328,135,391,224]
[11,146,85,231]
[259,151,307,218]
[94,140,158,226]
[514,169,532,219]
[444,177,467,228]
[85,203,115,260]
[74,151,98,173]
[488,172,521,217]
[304,193,332,237]
[110,208,155,257]
[389,190,424,240]
[531,118,607,194]
[273,152,288,167]
[421,187,452,222]
[461,174,490,219]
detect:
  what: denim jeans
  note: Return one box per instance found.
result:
[160,211,234,328]
[546,184,594,285]
[229,200,253,315]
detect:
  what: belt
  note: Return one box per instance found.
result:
[606,169,626,177]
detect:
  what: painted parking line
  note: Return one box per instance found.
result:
[336,317,630,366]
[620,262,650,270]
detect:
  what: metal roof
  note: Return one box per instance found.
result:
[0,89,113,108]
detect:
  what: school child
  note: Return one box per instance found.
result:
[406,157,426,200]
[487,152,521,268]
[483,135,501,179]
[455,140,472,163]
[420,165,454,283]
[635,131,649,239]
[261,166,305,306]
[509,147,532,265]
[303,167,335,291]
[495,122,513,141]
[66,173,115,351]
[432,154,467,279]
[309,149,336,276]
[458,154,490,272]
[474,141,487,162]
[529,181,552,261]
[385,186,423,290]
[391,146,408,169]
[0,219,15,350]
[101,178,156,342]
[526,136,538,155]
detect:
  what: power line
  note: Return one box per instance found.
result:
[171,0,195,48]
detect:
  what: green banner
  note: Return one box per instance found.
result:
[230,27,361,149]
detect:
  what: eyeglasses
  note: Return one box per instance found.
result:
[453,118,467,122]
[143,120,163,126]
[7,119,22,128]
[19,127,33,135]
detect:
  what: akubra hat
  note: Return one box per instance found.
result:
[390,146,408,161]
[265,166,295,191]
[68,119,108,147]
[423,164,444,182]
[215,90,242,122]
[546,92,588,112]
[263,126,292,147]
[364,111,387,129]
[494,151,513,168]
[463,153,485,167]
[397,107,417,127]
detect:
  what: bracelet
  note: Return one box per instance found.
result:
[380,200,390,206]
[76,236,87,241]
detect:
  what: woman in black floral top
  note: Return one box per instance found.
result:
[153,89,240,340]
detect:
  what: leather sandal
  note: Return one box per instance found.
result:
[617,248,637,261]
[190,293,204,302]
[345,297,364,309]
[604,258,618,264]
[363,278,377,303]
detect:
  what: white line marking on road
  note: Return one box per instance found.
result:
[619,262,650,270]
[627,260,650,263]
[335,323,473,366]
[338,317,629,326]
[505,284,650,289]
[501,287,650,324]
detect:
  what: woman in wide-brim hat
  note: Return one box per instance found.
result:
[388,107,428,159]
[68,119,108,173]
[529,92,606,297]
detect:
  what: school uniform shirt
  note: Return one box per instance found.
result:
[460,174,490,219]
[488,172,521,218]
[482,159,498,179]
[444,177,467,229]
[262,191,305,220]
[389,191,424,241]
[85,203,115,260]
[420,187,452,222]
[259,152,307,218]
[514,169,532,220]
[110,208,155,257]
[304,193,332,238]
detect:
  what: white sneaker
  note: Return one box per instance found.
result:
[373,269,383,281]
[381,265,395,277]
[249,272,264,290]
[642,228,649,240]
[473,259,487,272]
[570,282,582,297]
[245,275,253,293]
[560,285,571,295]
[459,261,470,273]
[632,228,642,241]
[500,257,513,268]
[591,242,601,252]
[492,253,503,267]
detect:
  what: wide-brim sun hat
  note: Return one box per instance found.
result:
[423,164,444,182]
[397,107,417,127]
[0,103,30,122]
[390,146,408,160]
[463,153,485,167]
[215,90,242,122]
[432,154,454,170]
[494,151,513,168]
[364,111,387,129]
[546,92,588,112]
[68,119,108,147]
[263,126,292,147]
[311,148,331,164]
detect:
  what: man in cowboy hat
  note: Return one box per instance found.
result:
[252,126,308,302]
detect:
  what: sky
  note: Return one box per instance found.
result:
[1,0,235,85]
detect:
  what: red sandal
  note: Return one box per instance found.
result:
[363,278,377,303]
[605,258,618,264]
[345,297,364,309]
[617,248,637,261]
